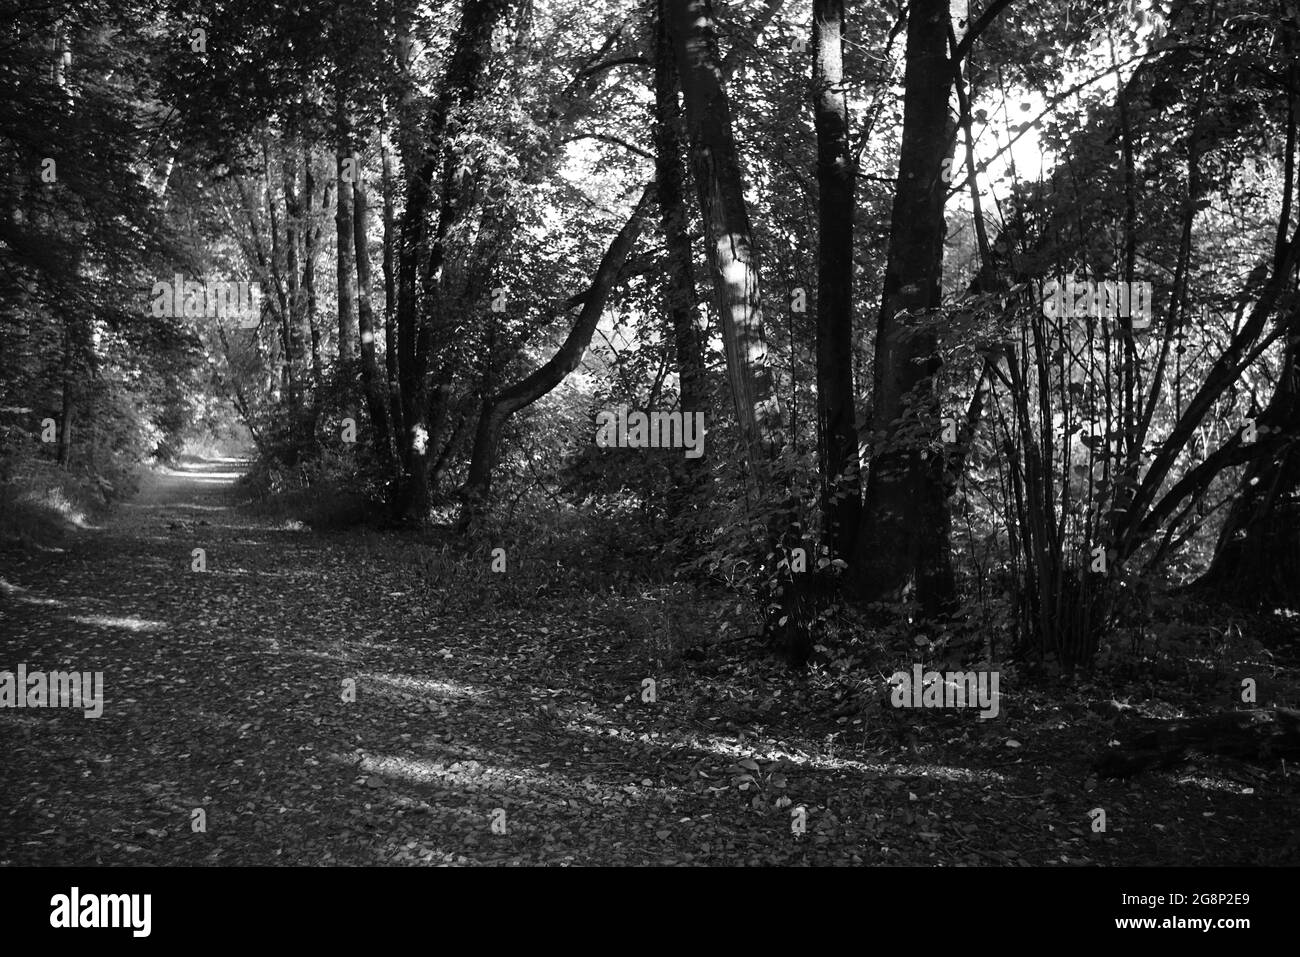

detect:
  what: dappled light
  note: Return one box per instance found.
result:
[66,614,168,633]
[2,0,1298,887]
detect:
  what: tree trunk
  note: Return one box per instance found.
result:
[847,0,956,618]
[335,108,358,371]
[666,0,782,491]
[461,188,656,509]
[457,0,781,521]
[811,0,860,559]
[302,146,325,409]
[353,153,393,467]
[1192,54,1300,607]
[282,144,304,417]
[653,0,707,417]
[57,321,75,469]
[380,129,403,457]
[1196,339,1300,606]
[395,0,511,521]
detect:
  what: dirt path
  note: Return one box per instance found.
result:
[115,456,247,522]
[2,457,1296,865]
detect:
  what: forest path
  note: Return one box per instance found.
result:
[1,456,1294,864]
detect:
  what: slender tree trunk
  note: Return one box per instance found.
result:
[846,0,956,617]
[282,144,304,417]
[302,147,325,400]
[353,153,393,466]
[666,0,782,491]
[57,320,75,468]
[261,144,295,403]
[336,107,358,371]
[811,0,859,559]
[380,129,403,455]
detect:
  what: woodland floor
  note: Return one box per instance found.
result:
[2,455,1298,866]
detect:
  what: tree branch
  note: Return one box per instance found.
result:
[950,0,1017,65]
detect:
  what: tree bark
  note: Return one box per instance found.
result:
[380,129,403,455]
[455,0,781,519]
[653,0,707,417]
[461,188,656,507]
[666,0,783,491]
[336,108,358,370]
[1194,313,1300,606]
[57,320,75,468]
[847,0,956,617]
[1191,50,1300,607]
[812,0,860,559]
[353,153,393,467]
[395,0,511,521]
[282,144,304,416]
[302,146,325,402]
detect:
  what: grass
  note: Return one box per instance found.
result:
[0,459,110,548]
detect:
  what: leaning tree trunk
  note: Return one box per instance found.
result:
[457,0,784,521]
[461,190,655,510]
[1196,342,1300,606]
[847,0,956,619]
[1193,58,1300,608]
[666,0,783,491]
[668,0,818,663]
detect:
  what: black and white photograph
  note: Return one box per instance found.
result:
[0,0,1294,937]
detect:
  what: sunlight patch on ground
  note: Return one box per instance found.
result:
[571,723,1007,784]
[691,735,1008,783]
[0,579,65,608]
[1172,771,1259,795]
[288,647,344,662]
[363,672,486,699]
[67,613,168,632]
[353,752,588,798]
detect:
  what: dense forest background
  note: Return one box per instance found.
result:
[3,0,1300,865]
